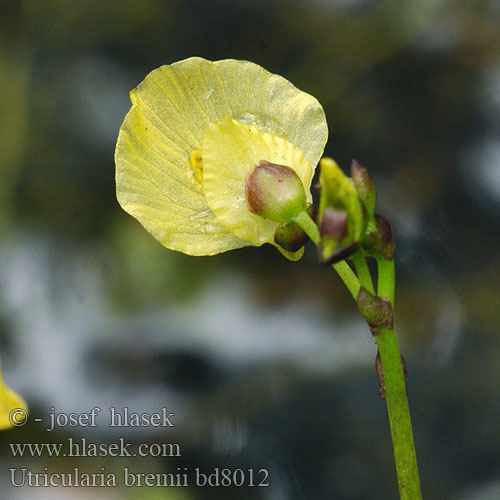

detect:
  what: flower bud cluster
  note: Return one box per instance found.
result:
[316,158,365,264]
[316,157,395,263]
[244,156,396,261]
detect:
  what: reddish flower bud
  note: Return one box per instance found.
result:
[245,161,307,223]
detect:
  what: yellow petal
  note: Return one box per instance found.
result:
[276,245,305,261]
[115,57,327,256]
[115,90,247,256]
[0,380,27,430]
[202,118,313,245]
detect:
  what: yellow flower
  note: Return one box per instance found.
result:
[115,57,328,259]
[0,366,27,430]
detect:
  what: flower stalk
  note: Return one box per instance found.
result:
[115,58,422,498]
[375,256,422,500]
[294,179,422,499]
[292,210,361,299]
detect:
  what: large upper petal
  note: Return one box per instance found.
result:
[115,57,328,255]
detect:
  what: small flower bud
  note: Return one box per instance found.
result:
[274,221,309,252]
[245,161,307,223]
[274,205,314,252]
[375,215,395,258]
[350,159,376,216]
[363,214,395,260]
[316,158,365,264]
[356,287,393,331]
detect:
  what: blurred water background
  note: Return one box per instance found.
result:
[1,0,500,499]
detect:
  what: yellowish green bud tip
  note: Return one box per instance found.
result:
[245,161,307,223]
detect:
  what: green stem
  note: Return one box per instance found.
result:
[294,209,421,497]
[292,210,360,299]
[377,255,395,304]
[292,210,320,245]
[352,248,375,295]
[332,261,359,299]
[375,256,422,500]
